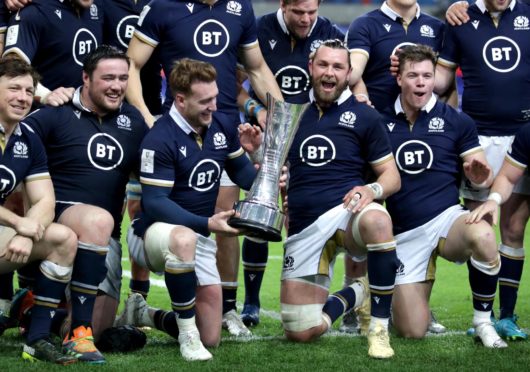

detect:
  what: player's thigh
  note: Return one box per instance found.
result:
[215,183,240,211]
[58,204,114,243]
[500,193,530,244]
[195,284,222,347]
[392,281,432,339]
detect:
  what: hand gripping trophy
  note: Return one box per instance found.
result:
[229,94,309,241]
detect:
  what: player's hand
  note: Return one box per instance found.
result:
[256,108,267,130]
[463,158,492,188]
[14,217,45,241]
[389,52,400,77]
[41,87,75,106]
[343,185,374,214]
[446,1,470,26]
[354,94,373,108]
[141,111,156,128]
[279,165,289,190]
[208,210,241,236]
[0,235,34,264]
[238,123,263,154]
[5,0,31,11]
[465,200,498,225]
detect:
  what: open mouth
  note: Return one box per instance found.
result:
[321,81,336,91]
[413,91,427,98]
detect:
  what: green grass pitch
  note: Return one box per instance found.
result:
[1,216,529,371]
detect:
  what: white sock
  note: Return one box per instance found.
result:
[369,316,389,331]
[473,310,491,327]
[177,316,197,333]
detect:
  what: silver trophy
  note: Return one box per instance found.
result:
[229,94,309,242]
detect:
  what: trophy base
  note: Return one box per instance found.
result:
[228,201,285,242]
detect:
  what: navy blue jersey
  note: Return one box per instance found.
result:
[438,0,530,135]
[23,89,148,238]
[3,0,103,90]
[347,3,444,112]
[103,0,162,114]
[506,123,530,170]
[0,123,50,204]
[382,95,481,234]
[134,0,257,115]
[136,105,246,237]
[287,90,393,236]
[0,1,9,35]
[255,10,344,103]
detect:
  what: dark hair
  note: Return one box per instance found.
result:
[83,45,130,78]
[309,39,351,69]
[282,0,322,5]
[0,57,40,87]
[169,58,217,96]
[397,44,437,74]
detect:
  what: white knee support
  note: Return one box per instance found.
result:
[40,260,73,283]
[470,254,501,276]
[280,303,324,332]
[366,240,397,252]
[78,241,109,254]
[164,251,195,272]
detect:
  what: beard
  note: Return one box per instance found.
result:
[311,76,349,108]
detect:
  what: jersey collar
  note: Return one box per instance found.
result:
[0,122,22,137]
[169,103,204,135]
[394,93,436,115]
[475,0,516,14]
[308,88,352,106]
[276,8,319,37]
[72,87,92,113]
[381,1,421,21]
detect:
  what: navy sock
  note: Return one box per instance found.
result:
[242,238,268,307]
[26,268,68,345]
[498,246,524,319]
[70,244,108,332]
[153,310,179,339]
[367,245,398,318]
[17,261,39,290]
[468,260,497,313]
[222,284,237,314]
[165,268,196,319]
[323,286,357,324]
[129,279,150,300]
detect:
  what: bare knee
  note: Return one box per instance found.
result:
[168,227,197,261]
[358,210,393,243]
[284,329,321,343]
[467,223,497,260]
[45,224,78,265]
[77,209,114,245]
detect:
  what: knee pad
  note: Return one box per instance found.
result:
[470,254,501,276]
[40,260,73,283]
[280,303,323,332]
[366,240,397,252]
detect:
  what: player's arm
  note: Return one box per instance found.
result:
[349,51,368,90]
[224,151,257,191]
[434,63,456,97]
[466,160,523,225]
[23,177,55,229]
[445,1,470,26]
[343,156,401,213]
[240,44,283,103]
[126,36,156,127]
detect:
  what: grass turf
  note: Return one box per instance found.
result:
[0,217,529,371]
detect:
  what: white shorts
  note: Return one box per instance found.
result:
[98,238,122,300]
[394,205,468,285]
[460,135,530,200]
[281,203,388,286]
[127,225,220,286]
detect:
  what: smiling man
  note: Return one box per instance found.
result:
[281,39,401,359]
[21,45,148,363]
[381,44,505,348]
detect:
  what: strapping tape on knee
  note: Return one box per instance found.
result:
[40,260,73,283]
[281,303,323,332]
[164,252,195,272]
[78,241,110,254]
[366,240,396,252]
[470,255,501,276]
